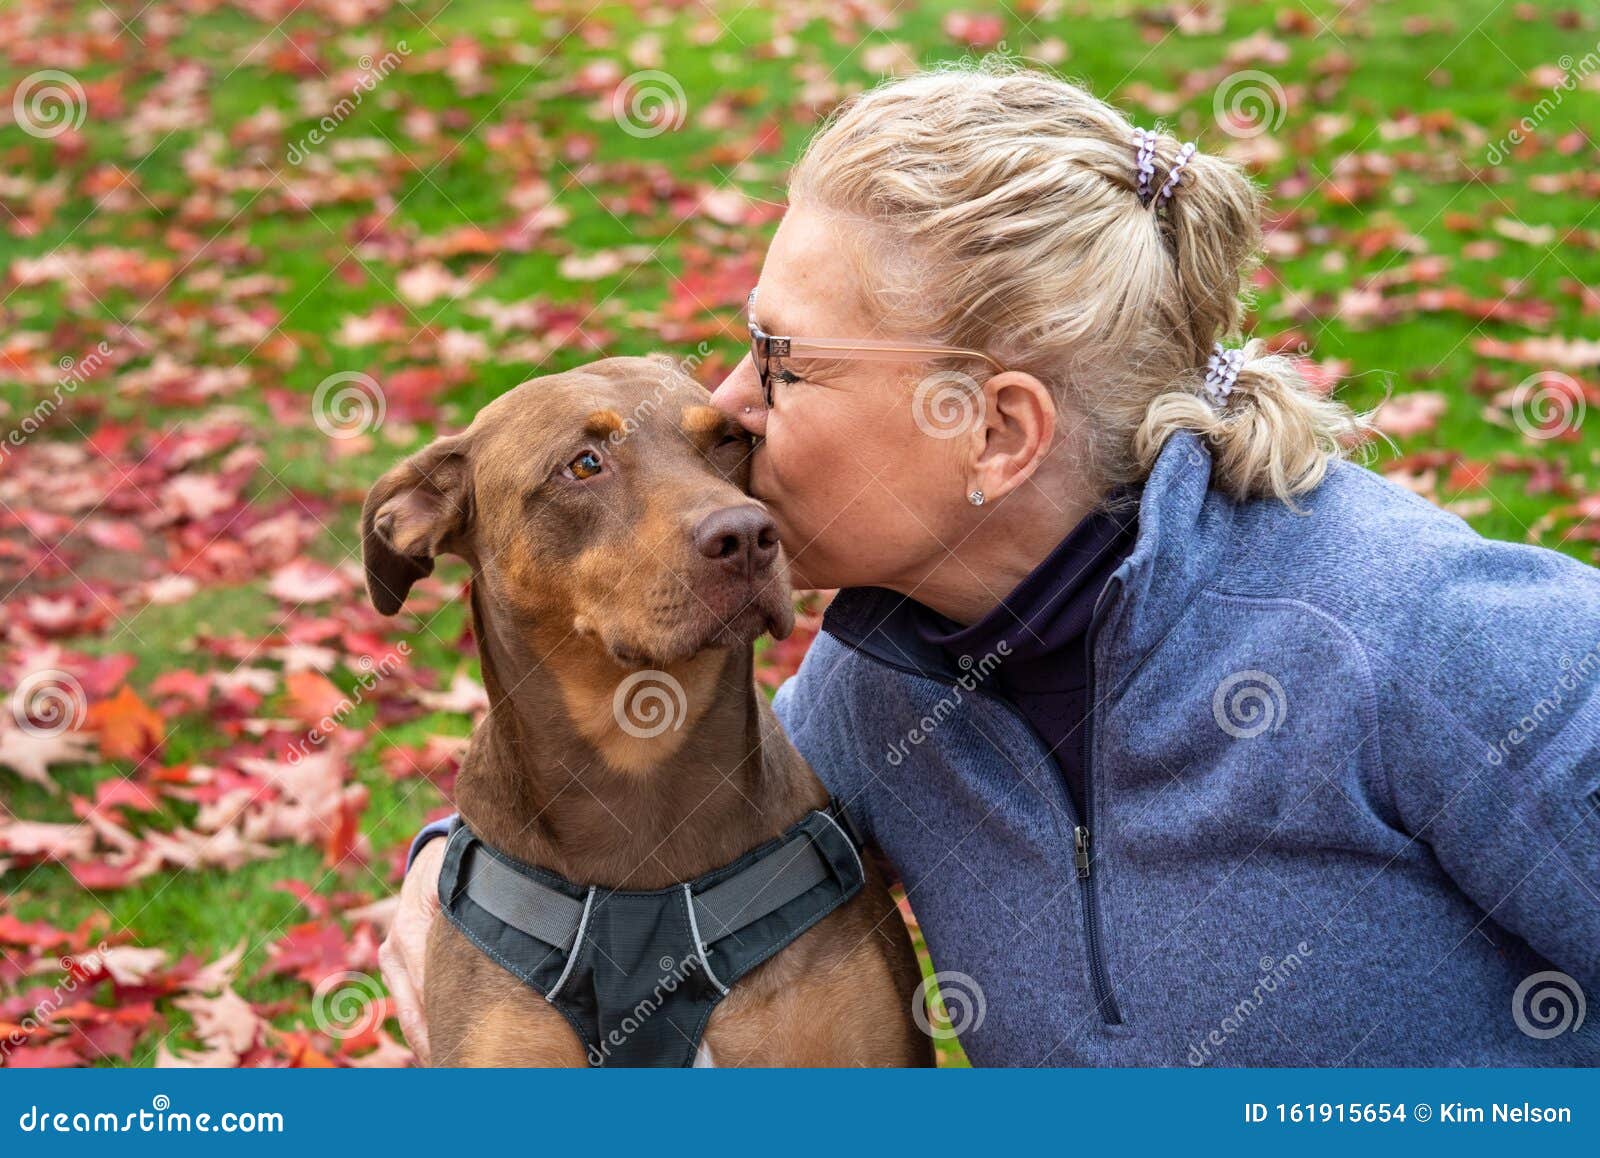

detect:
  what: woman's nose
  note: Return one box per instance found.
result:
[709,355,768,437]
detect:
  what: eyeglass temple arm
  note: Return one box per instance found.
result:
[781,335,1004,372]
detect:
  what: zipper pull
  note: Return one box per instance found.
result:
[1074,826,1092,879]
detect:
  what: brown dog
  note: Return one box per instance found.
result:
[362,354,931,1067]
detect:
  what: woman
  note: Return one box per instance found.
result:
[383,63,1600,1066]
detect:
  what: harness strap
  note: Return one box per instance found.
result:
[456,804,859,955]
[691,834,829,942]
[466,847,587,951]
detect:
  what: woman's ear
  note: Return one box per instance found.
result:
[361,434,473,615]
[968,371,1058,503]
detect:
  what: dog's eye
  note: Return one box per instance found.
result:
[563,448,605,480]
[716,433,749,450]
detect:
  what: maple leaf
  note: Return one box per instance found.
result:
[1372,391,1448,438]
[283,670,347,726]
[141,575,201,605]
[396,260,474,306]
[266,559,350,604]
[0,820,97,861]
[5,1041,84,1067]
[0,914,74,950]
[161,472,239,522]
[275,1028,337,1068]
[413,671,488,716]
[68,861,146,890]
[1475,335,1600,368]
[88,685,164,764]
[343,894,400,935]
[943,12,1005,47]
[260,920,352,987]
[73,1020,140,1062]
[344,1027,417,1068]
[0,725,96,792]
[97,946,169,986]
[176,987,264,1060]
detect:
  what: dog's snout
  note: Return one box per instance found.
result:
[693,505,779,581]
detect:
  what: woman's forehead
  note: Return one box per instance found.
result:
[759,209,869,335]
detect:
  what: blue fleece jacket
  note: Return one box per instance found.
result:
[412,431,1600,1066]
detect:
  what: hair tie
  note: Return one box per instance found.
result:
[1202,343,1246,408]
[1155,140,1198,204]
[1132,127,1158,207]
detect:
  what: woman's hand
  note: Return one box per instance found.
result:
[380,838,444,1064]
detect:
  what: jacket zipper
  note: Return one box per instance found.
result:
[1077,573,1124,1025]
[828,580,1126,1026]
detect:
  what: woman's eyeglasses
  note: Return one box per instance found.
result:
[746,287,1006,408]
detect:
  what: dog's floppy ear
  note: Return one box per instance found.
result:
[361,434,473,615]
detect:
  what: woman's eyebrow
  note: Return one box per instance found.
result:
[757,302,793,335]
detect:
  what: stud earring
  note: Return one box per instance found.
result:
[968,489,985,507]
[742,405,753,414]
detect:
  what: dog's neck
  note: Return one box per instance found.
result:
[450,582,817,889]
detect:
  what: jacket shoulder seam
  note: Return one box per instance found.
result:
[1202,588,1391,809]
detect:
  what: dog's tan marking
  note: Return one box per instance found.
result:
[681,405,727,443]
[563,494,699,665]
[550,644,729,773]
[584,409,624,439]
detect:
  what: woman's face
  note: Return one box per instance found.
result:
[708,207,974,593]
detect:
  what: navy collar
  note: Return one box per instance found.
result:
[818,583,964,686]
[910,501,1137,670]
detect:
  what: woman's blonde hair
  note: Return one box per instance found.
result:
[787,58,1370,503]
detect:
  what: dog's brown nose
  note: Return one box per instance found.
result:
[694,505,779,580]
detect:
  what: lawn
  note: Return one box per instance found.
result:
[0,0,1595,1067]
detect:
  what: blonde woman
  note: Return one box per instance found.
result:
[383,63,1600,1066]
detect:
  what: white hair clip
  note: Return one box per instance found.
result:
[1155,140,1198,204]
[1132,127,1158,206]
[1202,343,1246,408]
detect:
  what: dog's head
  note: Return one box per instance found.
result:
[361,355,793,667]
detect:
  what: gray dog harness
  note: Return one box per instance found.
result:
[435,801,867,1067]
